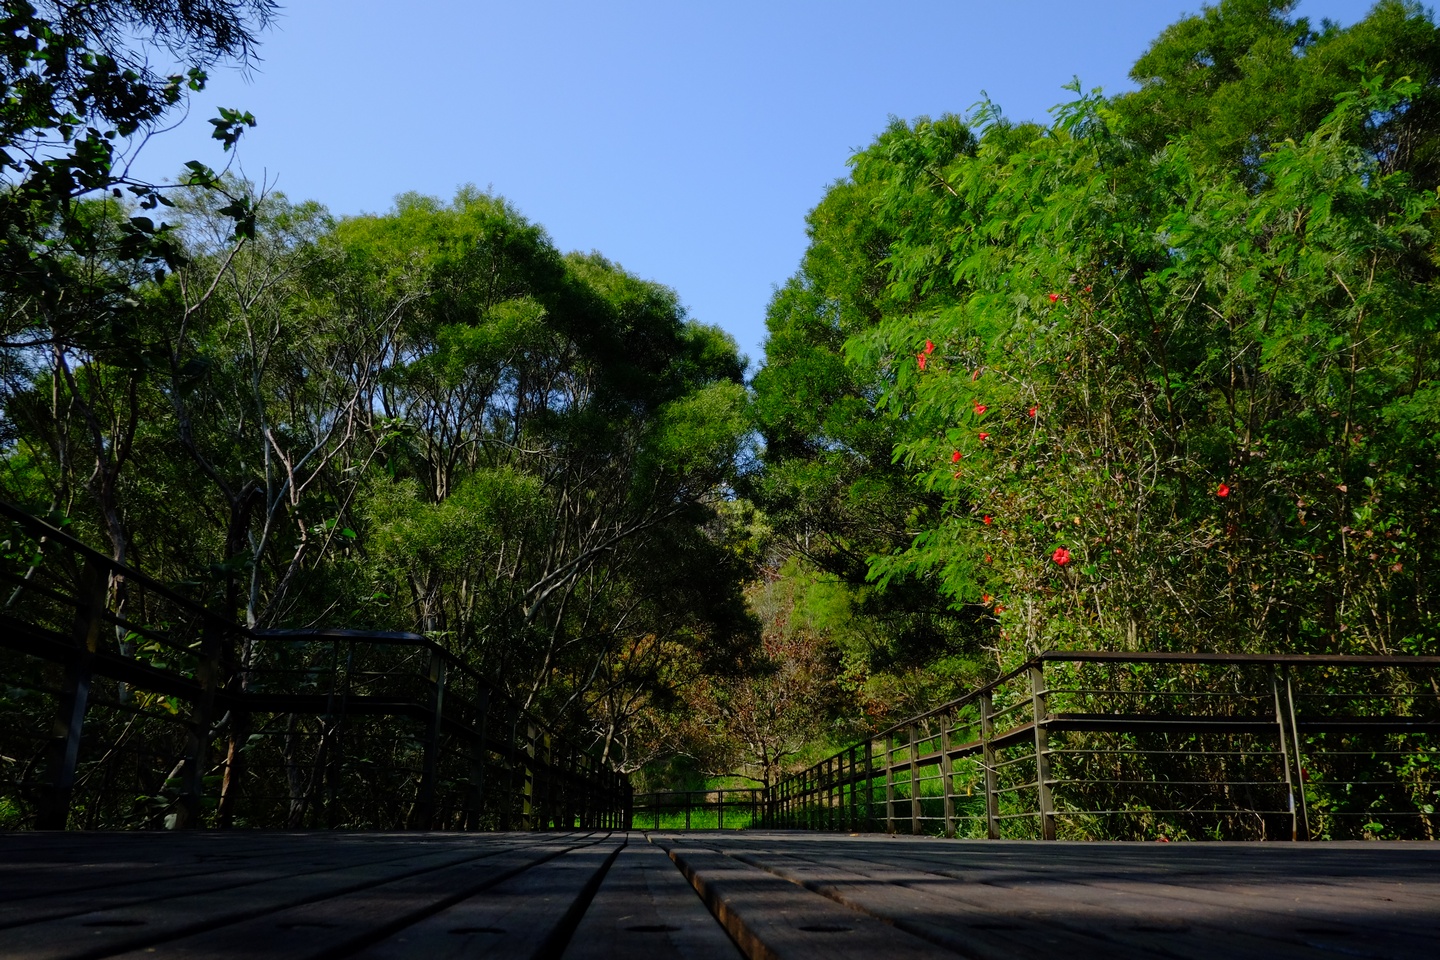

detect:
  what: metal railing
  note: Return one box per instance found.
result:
[630,788,764,831]
[759,651,1440,841]
[0,501,630,831]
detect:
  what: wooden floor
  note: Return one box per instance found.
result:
[2,830,1437,959]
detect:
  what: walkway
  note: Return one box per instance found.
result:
[3,830,1437,958]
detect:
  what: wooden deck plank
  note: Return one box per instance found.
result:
[2,830,1436,959]
[651,836,958,960]
[2,836,576,960]
[0,836,519,927]
[710,835,1440,960]
[98,835,604,960]
[350,838,625,959]
[667,836,1171,960]
[562,840,743,960]
[731,841,1354,960]
[819,839,1440,935]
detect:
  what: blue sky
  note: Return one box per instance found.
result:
[132,1,1379,368]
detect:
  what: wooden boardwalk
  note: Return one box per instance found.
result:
[2,831,1437,959]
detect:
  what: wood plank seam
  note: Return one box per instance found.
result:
[10,836,607,960]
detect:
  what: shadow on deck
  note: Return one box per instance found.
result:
[3,830,1438,959]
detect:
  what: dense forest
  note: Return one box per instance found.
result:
[3,0,1439,803]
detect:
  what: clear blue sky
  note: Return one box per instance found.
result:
[132,0,1379,369]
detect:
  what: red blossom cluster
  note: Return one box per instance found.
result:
[1052,547,1071,566]
[916,339,936,371]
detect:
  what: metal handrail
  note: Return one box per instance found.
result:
[761,650,1440,840]
[0,500,632,831]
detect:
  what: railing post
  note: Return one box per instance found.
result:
[1030,663,1056,840]
[1284,666,1310,841]
[909,723,922,835]
[980,691,1000,839]
[940,710,956,838]
[327,639,354,829]
[581,752,594,830]
[885,731,896,834]
[824,758,833,831]
[541,731,554,829]
[521,720,537,831]
[216,617,253,830]
[845,749,855,831]
[467,688,490,830]
[414,650,446,829]
[1272,666,1301,841]
[623,774,633,830]
[39,557,105,830]
[174,617,224,829]
[858,742,869,829]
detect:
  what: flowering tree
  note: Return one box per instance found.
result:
[847,70,1438,665]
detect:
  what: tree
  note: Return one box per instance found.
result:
[751,1,1440,675]
[1117,0,1440,183]
[0,0,273,570]
[845,69,1438,662]
[746,115,988,701]
[1,1,274,311]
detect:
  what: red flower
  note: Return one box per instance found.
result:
[1047,293,1059,303]
[951,450,962,463]
[952,470,962,479]
[1028,405,1037,418]
[984,554,992,563]
[978,432,990,442]
[982,593,992,604]
[993,603,1005,613]
[924,339,935,355]
[1217,483,1230,498]
[973,402,987,415]
[1052,547,1071,566]
[916,354,927,371]
[982,514,993,525]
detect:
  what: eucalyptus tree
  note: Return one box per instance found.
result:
[0,0,273,574]
[346,190,756,723]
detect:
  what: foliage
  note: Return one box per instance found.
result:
[756,2,1440,688]
[1,182,759,773]
[0,0,274,310]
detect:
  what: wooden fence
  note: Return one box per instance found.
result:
[0,501,630,831]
